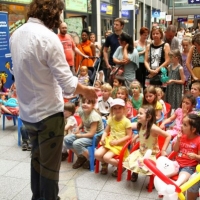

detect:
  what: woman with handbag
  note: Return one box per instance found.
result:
[113,32,139,87]
[144,26,170,87]
[186,33,200,81]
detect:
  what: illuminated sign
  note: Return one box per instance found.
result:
[1,0,32,4]
[65,0,87,13]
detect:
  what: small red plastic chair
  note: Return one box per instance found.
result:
[164,102,171,118]
[95,138,133,182]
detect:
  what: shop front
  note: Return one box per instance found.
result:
[100,0,119,43]
[0,0,31,35]
[64,0,92,44]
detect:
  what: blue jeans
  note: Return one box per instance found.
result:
[64,134,93,155]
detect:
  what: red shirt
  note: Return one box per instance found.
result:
[57,34,75,66]
[176,134,200,168]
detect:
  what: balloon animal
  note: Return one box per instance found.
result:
[144,156,200,200]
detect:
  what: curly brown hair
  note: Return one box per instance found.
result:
[27,0,64,29]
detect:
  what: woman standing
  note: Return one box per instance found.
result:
[113,32,139,86]
[144,26,170,87]
[134,27,149,89]
[186,33,200,81]
[75,29,95,75]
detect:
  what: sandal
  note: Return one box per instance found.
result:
[100,162,108,175]
[131,172,138,182]
[112,167,126,177]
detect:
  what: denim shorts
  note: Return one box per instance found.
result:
[179,166,196,175]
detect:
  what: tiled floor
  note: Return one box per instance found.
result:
[0,118,162,200]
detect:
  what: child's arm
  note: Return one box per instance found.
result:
[152,124,171,156]
[123,44,130,61]
[100,125,110,146]
[167,66,185,85]
[173,131,182,152]
[75,121,98,138]
[155,109,162,121]
[132,134,139,144]
[187,150,200,161]
[160,112,177,129]
[131,122,138,130]
[110,127,132,146]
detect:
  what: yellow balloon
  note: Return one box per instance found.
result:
[180,172,200,192]
[178,192,185,200]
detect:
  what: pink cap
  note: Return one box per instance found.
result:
[110,98,125,107]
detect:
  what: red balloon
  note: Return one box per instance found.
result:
[144,158,181,193]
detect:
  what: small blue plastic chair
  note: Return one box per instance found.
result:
[2,113,17,130]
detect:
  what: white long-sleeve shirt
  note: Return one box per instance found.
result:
[10,18,78,123]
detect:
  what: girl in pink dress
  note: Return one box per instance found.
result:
[160,93,196,138]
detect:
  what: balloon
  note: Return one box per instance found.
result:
[143,149,152,159]
[180,164,200,192]
[160,67,169,83]
[143,158,181,193]
[5,98,18,107]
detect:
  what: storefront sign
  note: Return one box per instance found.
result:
[159,12,166,20]
[152,10,160,18]
[177,18,188,22]
[166,15,172,21]
[65,0,87,13]
[121,0,134,10]
[101,3,113,15]
[188,0,200,4]
[194,15,200,19]
[0,12,13,88]
[1,0,31,3]
[122,10,130,18]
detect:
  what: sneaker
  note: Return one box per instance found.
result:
[61,152,69,161]
[72,155,87,169]
[22,141,27,151]
[27,142,32,151]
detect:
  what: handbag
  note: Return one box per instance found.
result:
[149,74,162,85]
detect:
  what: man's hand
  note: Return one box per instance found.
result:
[82,86,98,101]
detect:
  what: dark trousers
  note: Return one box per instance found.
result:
[22,112,64,200]
[136,62,147,89]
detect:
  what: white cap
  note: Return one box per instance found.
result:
[110,98,125,107]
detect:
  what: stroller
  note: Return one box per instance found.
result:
[76,56,102,86]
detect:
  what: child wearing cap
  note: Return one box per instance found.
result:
[95,98,132,176]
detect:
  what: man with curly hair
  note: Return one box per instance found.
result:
[9,0,98,199]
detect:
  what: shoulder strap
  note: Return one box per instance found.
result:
[149,44,152,68]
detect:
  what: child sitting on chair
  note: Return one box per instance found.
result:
[97,83,113,118]
[78,66,90,86]
[62,102,78,161]
[1,82,19,116]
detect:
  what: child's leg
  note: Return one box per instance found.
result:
[175,171,191,186]
[95,146,108,162]
[72,137,93,159]
[63,134,78,155]
[103,151,118,167]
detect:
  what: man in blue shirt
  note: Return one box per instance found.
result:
[103,18,124,82]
